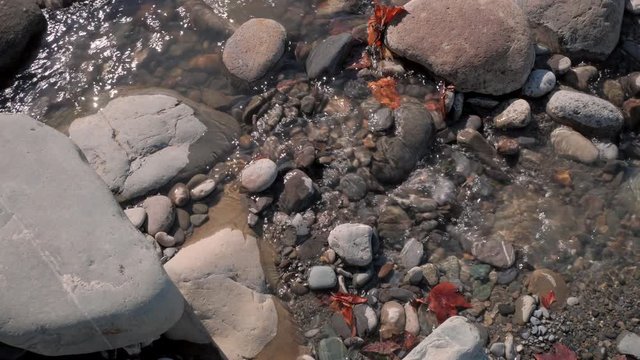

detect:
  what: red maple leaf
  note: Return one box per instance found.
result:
[362,340,401,359]
[367,0,406,58]
[347,50,373,70]
[534,343,578,360]
[368,77,401,109]
[417,282,471,323]
[541,290,556,309]
[329,293,368,337]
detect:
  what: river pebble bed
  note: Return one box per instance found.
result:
[1,0,639,360]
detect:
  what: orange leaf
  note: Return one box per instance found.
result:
[541,290,556,309]
[553,169,572,187]
[534,343,578,360]
[347,51,373,70]
[426,282,471,323]
[330,292,368,306]
[362,340,401,355]
[367,1,406,53]
[368,77,401,109]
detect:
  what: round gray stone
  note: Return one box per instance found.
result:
[546,90,624,138]
[308,266,337,290]
[328,223,374,267]
[522,69,556,97]
[143,195,175,236]
[493,99,531,129]
[241,159,277,193]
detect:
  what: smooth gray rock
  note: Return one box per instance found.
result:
[403,316,488,360]
[0,114,184,355]
[278,169,315,214]
[339,173,367,201]
[124,207,147,228]
[472,240,516,268]
[190,179,216,201]
[369,107,394,132]
[400,238,424,269]
[516,0,625,60]
[69,92,239,202]
[308,266,337,290]
[617,331,640,358]
[386,0,534,95]
[222,18,286,82]
[317,337,348,360]
[240,158,277,193]
[143,195,175,236]
[380,301,405,339]
[0,1,45,70]
[550,126,599,164]
[514,295,536,325]
[522,69,556,97]
[306,33,353,79]
[328,223,373,266]
[493,99,531,129]
[547,90,624,138]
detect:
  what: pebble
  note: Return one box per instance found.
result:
[168,183,190,207]
[457,128,496,157]
[617,331,640,358]
[279,169,315,213]
[472,240,515,268]
[124,207,146,228]
[320,249,336,264]
[514,295,536,325]
[527,268,569,310]
[400,238,424,269]
[154,232,176,247]
[142,195,175,236]
[505,333,516,360]
[300,95,315,115]
[353,271,372,288]
[317,337,348,360]
[490,342,505,357]
[498,303,516,316]
[563,65,598,91]
[406,267,423,285]
[339,173,367,201]
[530,316,541,326]
[306,33,353,79]
[308,266,337,290]
[380,301,405,339]
[189,179,216,200]
[546,54,571,75]
[404,303,420,336]
[304,328,320,338]
[464,115,483,130]
[421,263,439,286]
[566,296,580,306]
[162,247,177,260]
[241,158,278,193]
[522,70,556,97]
[328,223,373,267]
[378,262,394,278]
[191,203,208,214]
[550,126,599,164]
[190,214,209,227]
[175,208,191,230]
[547,90,624,138]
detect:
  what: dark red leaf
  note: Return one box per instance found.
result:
[402,332,419,351]
[367,0,406,56]
[533,343,578,360]
[426,282,471,323]
[347,51,373,70]
[362,340,401,355]
[541,290,556,309]
[330,292,368,306]
[368,77,401,109]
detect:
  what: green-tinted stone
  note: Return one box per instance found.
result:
[470,264,492,281]
[472,280,494,301]
[318,337,349,360]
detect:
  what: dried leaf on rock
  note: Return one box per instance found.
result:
[367,0,406,57]
[362,340,401,355]
[541,290,556,309]
[553,169,572,187]
[347,51,373,70]
[329,293,368,336]
[418,282,471,323]
[402,332,419,351]
[533,343,578,360]
[368,77,401,109]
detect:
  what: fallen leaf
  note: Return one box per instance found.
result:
[533,343,578,360]
[553,169,572,187]
[329,293,369,337]
[368,77,401,109]
[541,290,556,309]
[367,0,406,58]
[362,340,401,355]
[347,51,373,70]
[418,282,471,323]
[402,332,419,351]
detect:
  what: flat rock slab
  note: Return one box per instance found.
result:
[0,114,184,355]
[403,316,488,360]
[69,91,239,202]
[386,0,534,95]
[164,228,277,360]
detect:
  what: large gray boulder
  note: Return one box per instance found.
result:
[222,18,286,82]
[0,0,46,70]
[516,0,625,60]
[0,114,184,355]
[386,0,534,95]
[403,316,488,360]
[69,91,239,202]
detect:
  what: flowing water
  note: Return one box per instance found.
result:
[3,0,640,359]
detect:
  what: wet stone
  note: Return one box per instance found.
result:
[306,33,353,79]
[378,288,416,303]
[241,158,278,193]
[308,266,337,290]
[498,303,515,316]
[191,203,208,214]
[421,263,440,286]
[328,223,373,267]
[457,128,496,157]
[400,238,424,269]
[472,240,515,268]
[380,301,405,340]
[378,262,394,279]
[406,267,424,285]
[527,268,569,310]
[493,99,531,129]
[369,107,394,132]
[522,70,556,98]
[472,281,493,301]
[330,312,351,339]
[190,179,216,201]
[353,304,377,337]
[300,95,315,115]
[317,337,348,360]
[470,264,492,281]
[124,207,146,229]
[279,169,315,214]
[168,183,190,207]
[514,295,536,325]
[155,232,176,248]
[339,173,367,201]
[143,195,175,236]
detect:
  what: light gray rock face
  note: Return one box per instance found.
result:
[241,158,278,193]
[472,240,516,268]
[0,1,45,70]
[403,316,488,360]
[222,18,286,82]
[143,195,175,236]
[493,99,531,129]
[546,90,624,138]
[308,266,337,290]
[516,0,625,60]
[306,33,353,79]
[550,126,599,164]
[328,223,374,266]
[164,228,276,360]
[386,0,534,95]
[69,92,239,202]
[617,331,640,358]
[0,114,184,356]
[627,0,640,14]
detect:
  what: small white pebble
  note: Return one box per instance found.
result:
[567,296,580,306]
[516,344,524,353]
